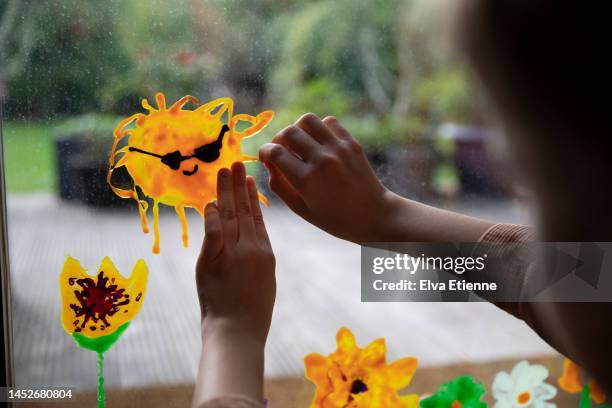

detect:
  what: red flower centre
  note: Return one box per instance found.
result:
[69,271,137,332]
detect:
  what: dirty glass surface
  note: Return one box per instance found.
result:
[1,0,552,398]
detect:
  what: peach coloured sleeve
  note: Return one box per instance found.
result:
[472,223,535,318]
[476,223,535,244]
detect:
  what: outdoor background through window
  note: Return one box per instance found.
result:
[1,0,551,393]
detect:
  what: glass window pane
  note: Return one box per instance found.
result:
[1,1,556,405]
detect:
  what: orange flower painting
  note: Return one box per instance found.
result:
[558,358,606,404]
[304,327,419,408]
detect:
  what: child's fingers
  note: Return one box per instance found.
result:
[231,162,256,241]
[273,125,319,161]
[259,143,307,187]
[266,162,309,218]
[246,176,271,247]
[295,112,338,146]
[202,202,223,262]
[216,167,238,249]
[322,116,353,142]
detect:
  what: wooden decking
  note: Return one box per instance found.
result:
[7,194,555,390]
[24,356,578,408]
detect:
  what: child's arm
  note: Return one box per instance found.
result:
[258,113,494,245]
[192,163,275,408]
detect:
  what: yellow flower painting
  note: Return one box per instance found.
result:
[60,256,148,408]
[60,256,147,341]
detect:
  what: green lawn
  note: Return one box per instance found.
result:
[2,121,57,192]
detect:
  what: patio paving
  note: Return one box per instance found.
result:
[6,193,555,390]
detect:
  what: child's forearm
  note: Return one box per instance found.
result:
[192,319,265,407]
[377,192,494,243]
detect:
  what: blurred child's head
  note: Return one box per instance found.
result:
[455,0,612,239]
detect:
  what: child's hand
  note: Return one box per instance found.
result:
[196,162,275,343]
[193,163,274,405]
[259,113,397,244]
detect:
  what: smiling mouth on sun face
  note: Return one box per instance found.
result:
[182,164,199,176]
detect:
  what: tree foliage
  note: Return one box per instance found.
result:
[4,0,479,131]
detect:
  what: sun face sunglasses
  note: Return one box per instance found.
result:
[128,124,229,171]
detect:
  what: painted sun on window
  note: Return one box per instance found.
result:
[108,92,274,254]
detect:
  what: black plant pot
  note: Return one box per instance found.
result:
[452,128,509,196]
[75,162,131,208]
[55,134,132,207]
[55,136,86,201]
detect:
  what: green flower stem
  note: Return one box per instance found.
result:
[97,352,105,408]
[72,322,131,408]
[580,384,591,408]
